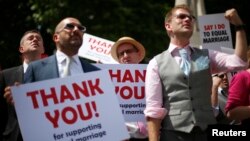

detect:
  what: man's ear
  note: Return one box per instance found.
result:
[165,23,171,30]
[19,46,24,53]
[53,34,59,42]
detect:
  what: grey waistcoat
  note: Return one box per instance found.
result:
[155,48,216,133]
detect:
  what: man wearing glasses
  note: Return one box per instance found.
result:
[212,73,231,123]
[144,4,247,141]
[23,17,100,82]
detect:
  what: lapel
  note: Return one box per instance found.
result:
[2,65,23,84]
[33,56,99,80]
[79,57,87,72]
[16,65,24,82]
[78,57,100,72]
[41,55,59,78]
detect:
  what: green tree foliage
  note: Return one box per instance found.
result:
[28,0,171,61]
[0,0,171,69]
[0,0,248,69]
[0,0,37,69]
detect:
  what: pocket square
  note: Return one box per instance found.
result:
[194,56,209,71]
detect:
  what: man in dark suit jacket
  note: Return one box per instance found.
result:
[3,18,100,141]
[23,17,100,83]
[0,30,45,141]
[24,55,100,82]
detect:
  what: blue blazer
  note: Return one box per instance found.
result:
[24,55,100,83]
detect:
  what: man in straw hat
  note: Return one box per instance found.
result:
[111,37,145,64]
[111,36,148,141]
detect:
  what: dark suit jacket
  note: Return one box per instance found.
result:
[216,89,237,124]
[0,65,24,141]
[24,55,100,83]
[1,55,99,141]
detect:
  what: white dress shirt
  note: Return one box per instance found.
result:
[23,61,29,73]
[56,50,84,78]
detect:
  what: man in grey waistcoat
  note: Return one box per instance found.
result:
[144,4,247,141]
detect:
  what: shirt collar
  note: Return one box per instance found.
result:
[218,87,223,93]
[23,61,29,73]
[168,43,193,55]
[218,87,227,96]
[56,50,81,65]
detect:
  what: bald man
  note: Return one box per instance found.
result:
[22,17,100,83]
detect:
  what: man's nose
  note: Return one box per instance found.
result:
[123,52,129,57]
[33,37,39,41]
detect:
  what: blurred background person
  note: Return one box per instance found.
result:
[211,73,239,124]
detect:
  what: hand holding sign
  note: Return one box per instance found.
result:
[198,13,233,51]
[11,70,129,141]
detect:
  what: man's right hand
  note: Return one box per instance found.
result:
[3,82,20,105]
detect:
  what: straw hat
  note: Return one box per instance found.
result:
[111,37,145,62]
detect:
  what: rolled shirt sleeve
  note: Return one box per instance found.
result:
[209,50,247,73]
[144,58,167,119]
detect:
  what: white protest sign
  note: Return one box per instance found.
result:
[95,64,147,122]
[11,70,129,141]
[78,33,118,64]
[198,13,233,51]
[221,46,234,54]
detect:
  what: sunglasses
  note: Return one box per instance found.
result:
[63,23,87,32]
[214,74,226,79]
[174,13,196,21]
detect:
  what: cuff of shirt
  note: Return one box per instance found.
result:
[137,122,148,137]
[126,122,148,139]
[212,105,220,117]
[144,107,167,119]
